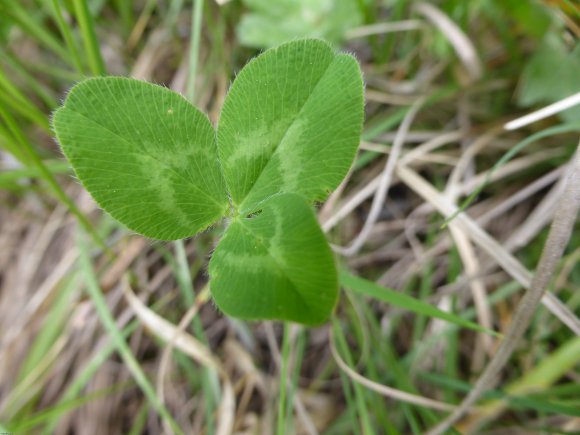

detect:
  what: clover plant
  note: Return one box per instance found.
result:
[53,39,364,325]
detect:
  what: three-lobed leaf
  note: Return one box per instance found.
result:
[53,39,364,325]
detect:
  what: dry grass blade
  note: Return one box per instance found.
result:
[157,301,202,434]
[446,225,493,366]
[323,173,380,233]
[457,148,566,198]
[477,166,565,227]
[1,335,68,418]
[397,164,580,335]
[0,248,77,359]
[346,20,424,39]
[420,145,580,434]
[361,141,459,165]
[399,130,463,165]
[504,92,580,131]
[502,170,569,253]
[414,2,482,81]
[323,130,463,233]
[439,130,497,364]
[337,97,426,255]
[122,279,235,435]
[100,238,147,290]
[329,327,457,413]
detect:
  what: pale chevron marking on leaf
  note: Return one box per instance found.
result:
[53,77,229,240]
[217,40,330,204]
[217,39,364,214]
[209,193,338,325]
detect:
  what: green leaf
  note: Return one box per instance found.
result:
[339,270,501,337]
[237,0,362,49]
[217,39,364,214]
[518,36,580,124]
[53,77,229,240]
[52,40,366,325]
[498,0,554,39]
[209,193,338,325]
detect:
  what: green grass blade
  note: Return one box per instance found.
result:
[0,48,58,108]
[276,322,291,435]
[0,160,70,186]
[166,0,185,28]
[357,297,438,428]
[72,0,105,75]
[362,106,408,141]
[332,318,376,435]
[420,371,580,418]
[42,313,158,434]
[0,102,105,249]
[113,0,134,35]
[128,402,150,435]
[16,273,78,385]
[77,231,182,434]
[173,239,218,433]
[50,0,85,74]
[286,327,306,434]
[0,0,70,63]
[0,122,29,165]
[476,336,580,420]
[445,122,580,226]
[0,83,50,132]
[9,385,125,433]
[186,0,204,103]
[339,270,501,337]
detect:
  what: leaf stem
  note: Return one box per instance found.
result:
[427,143,580,435]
